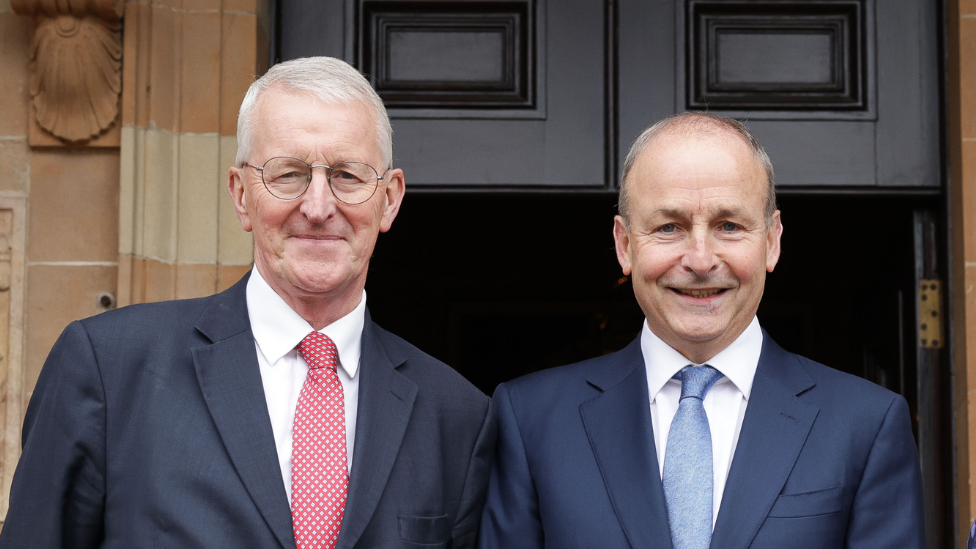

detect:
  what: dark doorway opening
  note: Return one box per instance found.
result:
[366,190,951,544]
[367,192,931,398]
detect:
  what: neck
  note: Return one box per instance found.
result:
[254,265,364,331]
[288,294,360,331]
[669,334,737,365]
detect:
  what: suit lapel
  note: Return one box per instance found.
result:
[192,274,296,549]
[711,334,819,549]
[579,339,673,549]
[336,316,417,549]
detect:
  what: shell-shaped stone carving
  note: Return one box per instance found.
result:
[28,14,122,143]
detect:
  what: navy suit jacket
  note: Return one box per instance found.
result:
[478,333,924,549]
[1,274,495,549]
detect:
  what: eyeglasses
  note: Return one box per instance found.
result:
[242,157,385,205]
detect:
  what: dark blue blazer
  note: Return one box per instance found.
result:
[478,334,924,549]
[1,274,495,549]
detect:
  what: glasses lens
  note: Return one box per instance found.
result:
[329,162,379,204]
[262,157,310,199]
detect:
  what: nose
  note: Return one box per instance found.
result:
[680,229,719,278]
[298,169,339,223]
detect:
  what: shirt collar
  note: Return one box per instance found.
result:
[246,267,365,379]
[641,316,763,403]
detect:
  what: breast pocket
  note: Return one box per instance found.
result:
[767,485,845,518]
[398,514,450,548]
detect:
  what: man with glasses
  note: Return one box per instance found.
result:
[1,57,494,549]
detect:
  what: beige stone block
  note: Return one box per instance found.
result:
[149,4,182,132]
[116,253,133,307]
[176,263,217,299]
[123,1,153,128]
[0,194,27,519]
[119,126,139,256]
[964,141,976,263]
[121,2,140,127]
[962,18,976,139]
[25,264,117,396]
[181,11,222,133]
[964,0,976,16]
[220,12,258,136]
[0,193,27,519]
[218,263,250,291]
[185,0,220,13]
[127,255,147,304]
[178,133,220,263]
[144,258,176,302]
[0,14,29,136]
[28,150,120,262]
[967,267,976,393]
[218,135,253,264]
[223,0,257,13]
[0,139,28,193]
[144,129,179,262]
[132,126,148,257]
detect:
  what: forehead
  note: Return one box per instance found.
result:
[627,131,767,218]
[251,89,379,157]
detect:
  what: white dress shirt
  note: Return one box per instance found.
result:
[642,317,763,527]
[246,268,363,504]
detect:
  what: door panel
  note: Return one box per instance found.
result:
[617,0,939,189]
[281,0,938,190]
[280,0,610,189]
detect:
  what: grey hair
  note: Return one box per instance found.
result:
[235,56,393,169]
[618,112,777,227]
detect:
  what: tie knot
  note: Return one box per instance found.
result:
[298,332,338,371]
[677,365,723,400]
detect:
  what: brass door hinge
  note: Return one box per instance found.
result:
[919,279,943,349]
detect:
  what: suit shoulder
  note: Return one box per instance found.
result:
[371,323,489,405]
[78,294,216,336]
[495,344,639,415]
[792,352,902,408]
[503,351,615,392]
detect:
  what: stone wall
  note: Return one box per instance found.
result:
[0,0,264,523]
[949,0,976,542]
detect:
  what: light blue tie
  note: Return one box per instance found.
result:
[662,365,724,549]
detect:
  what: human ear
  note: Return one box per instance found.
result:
[613,216,634,276]
[228,167,253,233]
[765,211,783,272]
[379,168,405,233]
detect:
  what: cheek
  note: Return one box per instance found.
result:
[251,206,294,245]
[724,247,768,283]
[632,246,677,281]
[346,204,385,237]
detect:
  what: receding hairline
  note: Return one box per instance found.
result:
[235,56,393,170]
[618,113,777,227]
[247,86,384,159]
[627,116,761,180]
[255,83,382,130]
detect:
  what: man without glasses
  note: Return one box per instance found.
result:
[1,57,494,549]
[477,112,924,549]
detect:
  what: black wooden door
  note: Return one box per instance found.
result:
[281,0,939,190]
[277,0,949,545]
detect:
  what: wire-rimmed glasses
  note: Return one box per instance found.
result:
[242,157,384,205]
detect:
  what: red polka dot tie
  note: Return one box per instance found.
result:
[292,332,348,549]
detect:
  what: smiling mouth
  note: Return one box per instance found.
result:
[293,234,341,240]
[672,288,727,298]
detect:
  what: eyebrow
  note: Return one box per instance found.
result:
[653,206,750,219]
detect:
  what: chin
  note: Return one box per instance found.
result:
[672,322,726,343]
[290,274,347,295]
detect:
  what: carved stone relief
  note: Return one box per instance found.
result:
[11,0,123,144]
[0,194,26,523]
